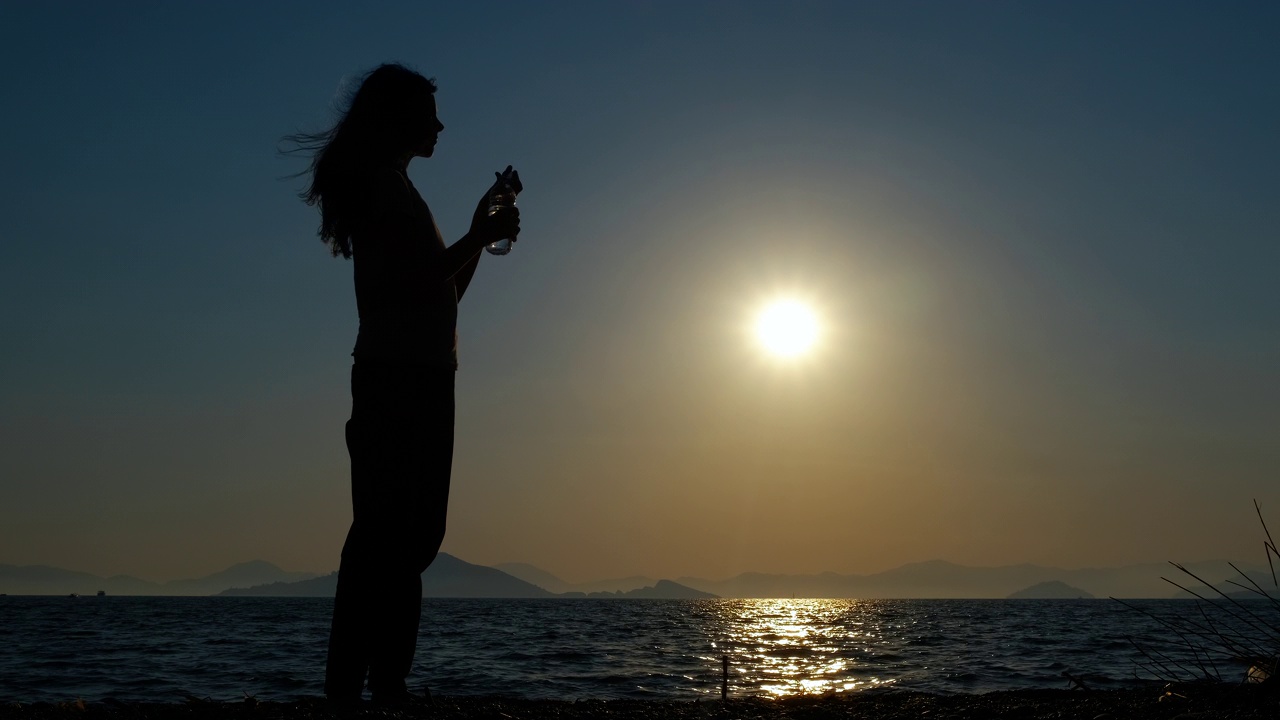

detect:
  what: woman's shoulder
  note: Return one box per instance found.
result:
[352,165,417,221]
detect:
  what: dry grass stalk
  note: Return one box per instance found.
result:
[1116,500,1279,685]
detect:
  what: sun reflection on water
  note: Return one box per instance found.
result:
[698,599,898,697]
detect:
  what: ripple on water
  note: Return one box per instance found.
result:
[0,597,1242,702]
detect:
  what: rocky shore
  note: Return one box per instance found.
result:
[4,686,1278,720]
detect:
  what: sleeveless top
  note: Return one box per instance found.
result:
[349,167,459,369]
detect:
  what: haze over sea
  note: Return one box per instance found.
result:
[0,597,1255,703]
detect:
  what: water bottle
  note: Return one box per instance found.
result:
[484,173,519,256]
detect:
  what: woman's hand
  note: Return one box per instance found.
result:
[469,166,522,245]
[471,205,520,245]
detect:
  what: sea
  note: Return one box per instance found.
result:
[0,597,1264,703]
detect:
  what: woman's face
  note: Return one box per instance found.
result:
[413,95,445,159]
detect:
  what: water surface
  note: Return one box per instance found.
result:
[0,597,1246,702]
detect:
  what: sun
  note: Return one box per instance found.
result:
[755,299,820,358]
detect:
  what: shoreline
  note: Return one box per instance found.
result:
[3,687,1277,720]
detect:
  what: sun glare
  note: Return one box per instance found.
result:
[755,299,820,358]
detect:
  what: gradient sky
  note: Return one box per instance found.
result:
[1,2,1277,584]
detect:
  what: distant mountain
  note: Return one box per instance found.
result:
[9,557,1271,600]
[675,560,1273,599]
[1165,567,1277,600]
[0,561,315,596]
[222,558,713,599]
[221,572,339,597]
[1008,581,1095,599]
[561,580,716,599]
[162,561,316,595]
[495,562,657,595]
[1054,562,1271,599]
[674,560,1043,599]
[493,562,570,593]
[632,580,716,599]
[422,554,554,597]
[221,553,554,598]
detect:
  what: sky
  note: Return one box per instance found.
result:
[1,1,1277,584]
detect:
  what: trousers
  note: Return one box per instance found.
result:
[324,362,455,699]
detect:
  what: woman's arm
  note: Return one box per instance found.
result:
[437,231,489,287]
[434,197,519,290]
[451,243,482,302]
[361,170,518,291]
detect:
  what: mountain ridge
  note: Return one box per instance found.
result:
[0,560,317,596]
[674,559,1273,599]
[493,562,657,595]
[1007,580,1095,599]
[220,555,713,599]
[4,558,1271,599]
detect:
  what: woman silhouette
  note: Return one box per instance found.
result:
[287,63,520,705]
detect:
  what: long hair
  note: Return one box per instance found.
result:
[282,64,437,259]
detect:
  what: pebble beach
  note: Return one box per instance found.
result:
[5,686,1279,720]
